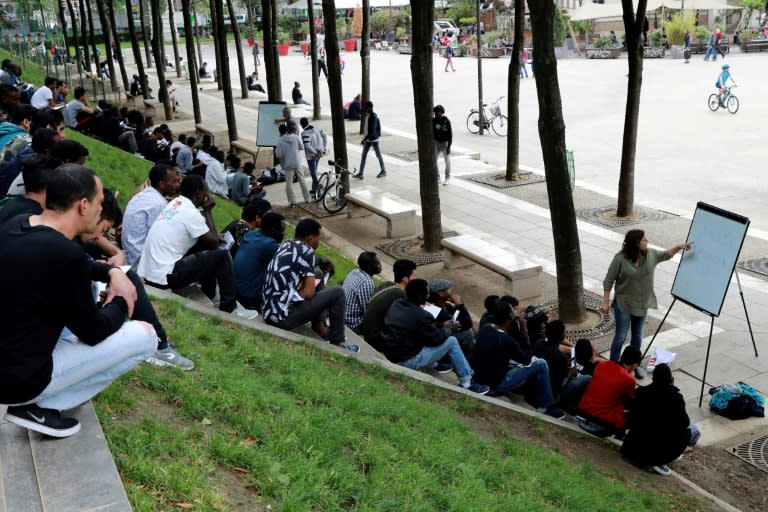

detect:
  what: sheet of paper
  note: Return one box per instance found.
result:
[452,310,460,322]
[289,288,304,302]
[219,231,235,250]
[423,304,442,318]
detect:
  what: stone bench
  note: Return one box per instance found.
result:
[142,99,156,118]
[230,139,259,163]
[124,94,137,108]
[345,188,418,238]
[740,39,768,52]
[441,234,542,300]
[195,124,217,146]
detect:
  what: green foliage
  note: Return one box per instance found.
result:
[664,12,696,45]
[396,26,407,39]
[553,7,566,46]
[459,16,477,25]
[458,43,470,56]
[336,16,350,39]
[370,9,390,34]
[571,19,594,37]
[484,31,503,45]
[446,0,476,24]
[648,28,664,47]
[277,13,300,36]
[593,34,613,49]
[695,25,710,42]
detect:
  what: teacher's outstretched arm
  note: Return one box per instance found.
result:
[667,242,694,257]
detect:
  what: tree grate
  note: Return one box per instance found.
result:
[536,291,616,341]
[576,205,677,228]
[737,259,768,277]
[376,231,459,266]
[729,435,768,474]
[296,201,347,219]
[465,171,546,188]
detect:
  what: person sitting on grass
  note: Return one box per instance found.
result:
[621,363,700,477]
[577,345,641,439]
[229,157,258,207]
[380,279,490,395]
[342,251,382,333]
[261,218,357,352]
[63,86,95,130]
[234,211,286,311]
[221,197,271,259]
[0,164,157,438]
[473,299,565,419]
[137,174,258,320]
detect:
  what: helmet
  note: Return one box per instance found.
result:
[722,63,730,69]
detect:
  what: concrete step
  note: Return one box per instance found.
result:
[0,403,131,512]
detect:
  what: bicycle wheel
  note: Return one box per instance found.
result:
[726,95,739,114]
[466,111,481,134]
[315,172,330,202]
[707,94,720,111]
[322,181,348,214]
[491,114,509,137]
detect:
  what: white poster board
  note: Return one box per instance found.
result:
[671,203,749,317]
[256,101,287,147]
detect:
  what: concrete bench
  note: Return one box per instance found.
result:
[124,94,137,108]
[195,124,216,146]
[345,188,418,238]
[142,99,156,118]
[740,39,768,52]
[230,139,259,163]
[441,234,542,300]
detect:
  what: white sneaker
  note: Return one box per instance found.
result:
[232,303,258,320]
[444,176,450,185]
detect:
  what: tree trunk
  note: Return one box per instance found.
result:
[617,0,648,218]
[227,0,249,99]
[94,0,118,91]
[57,0,71,64]
[359,0,370,135]
[65,0,81,74]
[410,1,442,252]
[192,6,204,68]
[308,0,321,119]
[139,0,153,68]
[270,0,282,99]
[181,0,202,124]
[107,0,130,93]
[209,0,222,91]
[85,0,100,94]
[214,0,239,142]
[168,0,182,79]
[150,0,172,120]
[505,0,524,180]
[78,0,90,71]
[126,0,149,100]
[322,0,348,180]
[261,0,281,101]
[527,0,586,323]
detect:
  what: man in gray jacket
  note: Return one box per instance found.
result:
[300,117,325,199]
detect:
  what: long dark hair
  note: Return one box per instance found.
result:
[621,229,645,262]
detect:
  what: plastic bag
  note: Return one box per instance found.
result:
[646,347,676,372]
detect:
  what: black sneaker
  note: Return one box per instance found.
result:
[5,404,81,438]
[634,367,646,380]
[434,362,454,374]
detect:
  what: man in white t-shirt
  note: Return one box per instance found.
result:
[137,175,256,319]
[30,76,64,110]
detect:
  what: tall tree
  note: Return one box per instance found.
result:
[65,0,81,74]
[261,0,280,101]
[168,0,182,79]
[616,0,648,217]
[527,0,586,323]
[209,0,223,90]
[78,0,91,71]
[94,0,118,90]
[56,0,71,64]
[181,0,202,123]
[150,0,172,120]
[192,4,204,69]
[307,0,321,119]
[322,0,348,176]
[359,0,370,134]
[226,0,249,98]
[126,0,150,99]
[85,0,100,93]
[410,0,442,252]
[505,0,525,180]
[213,0,239,142]
[269,0,282,99]
[139,0,153,68]
[107,0,130,93]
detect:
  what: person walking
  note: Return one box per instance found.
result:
[444,43,456,72]
[704,31,717,61]
[354,101,386,179]
[601,230,692,377]
[432,105,452,185]
[274,122,310,207]
[683,29,691,64]
[520,47,529,77]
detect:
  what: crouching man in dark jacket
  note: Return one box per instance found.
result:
[380,278,489,395]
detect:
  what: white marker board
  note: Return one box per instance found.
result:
[671,203,749,317]
[256,101,287,147]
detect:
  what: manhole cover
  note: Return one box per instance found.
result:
[297,201,346,219]
[737,259,768,277]
[465,171,545,188]
[729,435,768,474]
[535,291,615,341]
[577,205,677,228]
[376,231,459,266]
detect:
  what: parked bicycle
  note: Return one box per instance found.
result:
[708,85,739,114]
[318,160,353,214]
[466,95,508,136]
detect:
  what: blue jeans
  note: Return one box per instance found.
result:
[609,301,647,362]
[704,46,717,61]
[688,423,701,446]
[559,374,592,413]
[306,155,320,193]
[359,140,385,176]
[491,358,555,409]
[400,336,471,380]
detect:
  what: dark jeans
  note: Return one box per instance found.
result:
[126,269,166,348]
[274,285,346,344]
[166,248,237,313]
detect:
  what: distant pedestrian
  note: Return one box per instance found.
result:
[444,44,456,72]
[354,101,386,179]
[317,47,328,78]
[252,40,261,73]
[704,31,717,61]
[432,105,452,185]
[291,81,310,105]
[683,29,691,64]
[520,47,529,78]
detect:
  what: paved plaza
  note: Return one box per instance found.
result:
[145,42,768,445]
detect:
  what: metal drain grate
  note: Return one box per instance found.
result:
[465,171,545,189]
[376,231,459,266]
[729,435,768,474]
[536,291,616,341]
[576,205,677,228]
[737,259,768,277]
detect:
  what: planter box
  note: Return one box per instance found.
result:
[643,46,665,58]
[277,43,290,56]
[740,39,768,52]
[585,47,621,59]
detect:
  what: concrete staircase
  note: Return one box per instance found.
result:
[0,403,131,512]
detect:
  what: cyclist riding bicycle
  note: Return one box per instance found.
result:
[715,63,736,104]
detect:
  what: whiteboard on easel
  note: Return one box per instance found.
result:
[671,203,749,317]
[256,101,287,147]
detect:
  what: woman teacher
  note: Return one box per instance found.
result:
[601,230,692,376]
